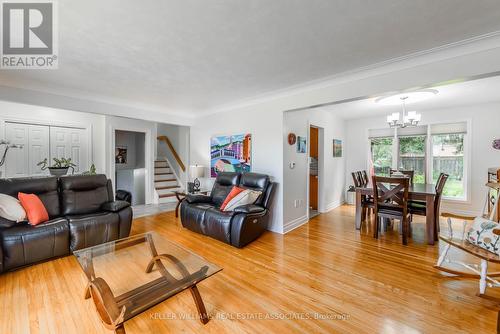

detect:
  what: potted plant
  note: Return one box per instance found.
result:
[37,157,76,176]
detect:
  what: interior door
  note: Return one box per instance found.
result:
[50,126,88,174]
[309,126,319,211]
[5,123,50,178]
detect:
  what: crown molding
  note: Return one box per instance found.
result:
[200,30,500,117]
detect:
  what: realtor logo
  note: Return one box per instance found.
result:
[1,0,58,69]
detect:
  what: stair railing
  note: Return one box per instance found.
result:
[157,135,186,172]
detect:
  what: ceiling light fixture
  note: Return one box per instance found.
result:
[376,89,438,128]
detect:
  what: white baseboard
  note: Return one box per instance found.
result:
[322,200,345,213]
[283,214,309,234]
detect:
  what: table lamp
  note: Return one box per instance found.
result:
[190,165,205,192]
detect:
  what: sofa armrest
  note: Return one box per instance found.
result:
[233,204,266,214]
[185,194,212,204]
[101,200,130,212]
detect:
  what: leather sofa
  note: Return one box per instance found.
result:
[0,174,132,272]
[180,172,275,248]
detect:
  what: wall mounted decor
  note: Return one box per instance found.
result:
[288,133,296,145]
[297,136,306,153]
[333,139,343,157]
[493,139,500,150]
[210,133,252,177]
[115,146,128,164]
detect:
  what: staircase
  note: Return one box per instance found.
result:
[154,160,181,203]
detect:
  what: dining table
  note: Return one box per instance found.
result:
[355,182,437,245]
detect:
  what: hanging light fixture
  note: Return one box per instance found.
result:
[386,96,422,128]
[376,89,437,129]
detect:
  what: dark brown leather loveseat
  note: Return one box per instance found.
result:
[0,174,132,272]
[180,172,275,248]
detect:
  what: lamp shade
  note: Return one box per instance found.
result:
[190,165,205,178]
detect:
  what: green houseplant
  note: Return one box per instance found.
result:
[37,157,76,176]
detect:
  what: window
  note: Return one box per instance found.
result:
[370,137,393,176]
[398,135,426,184]
[431,133,465,199]
[367,122,468,201]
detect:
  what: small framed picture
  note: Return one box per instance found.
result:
[333,139,342,157]
[297,136,307,153]
[115,146,128,164]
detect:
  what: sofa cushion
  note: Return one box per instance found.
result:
[211,172,241,207]
[0,218,69,271]
[202,208,235,243]
[60,175,111,215]
[0,193,26,222]
[0,177,60,218]
[180,202,215,234]
[67,211,119,251]
[239,173,270,206]
[222,189,262,212]
[220,186,245,210]
[18,192,49,226]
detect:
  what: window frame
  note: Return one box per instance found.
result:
[366,120,471,203]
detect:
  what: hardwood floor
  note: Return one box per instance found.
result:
[1,205,499,333]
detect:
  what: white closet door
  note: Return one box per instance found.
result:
[28,125,50,176]
[50,127,88,174]
[5,123,50,178]
[5,123,30,178]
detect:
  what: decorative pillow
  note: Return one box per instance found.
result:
[220,186,245,210]
[18,192,49,226]
[466,217,500,255]
[0,193,26,222]
[222,189,262,212]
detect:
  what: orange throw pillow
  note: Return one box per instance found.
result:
[18,192,49,226]
[220,186,245,210]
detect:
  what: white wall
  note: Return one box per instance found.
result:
[157,123,190,187]
[283,108,346,232]
[115,130,146,170]
[190,44,500,234]
[0,100,105,174]
[190,107,284,233]
[105,116,157,204]
[344,102,500,215]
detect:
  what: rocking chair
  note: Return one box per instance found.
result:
[435,182,500,295]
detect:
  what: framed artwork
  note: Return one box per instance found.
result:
[115,146,127,164]
[210,133,252,177]
[333,139,342,157]
[297,136,306,153]
[493,139,500,150]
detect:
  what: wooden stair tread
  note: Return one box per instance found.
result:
[159,193,176,198]
[154,179,176,182]
[155,186,179,190]
[154,172,173,175]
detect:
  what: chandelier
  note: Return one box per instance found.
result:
[386,96,421,128]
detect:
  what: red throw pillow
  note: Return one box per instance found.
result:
[18,192,49,226]
[220,186,245,210]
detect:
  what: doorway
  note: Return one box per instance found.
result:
[114,130,146,206]
[309,126,321,218]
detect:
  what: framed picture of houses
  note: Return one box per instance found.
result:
[210,133,252,177]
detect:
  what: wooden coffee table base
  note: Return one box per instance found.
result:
[82,235,210,333]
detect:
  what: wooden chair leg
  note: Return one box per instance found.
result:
[480,259,488,295]
[402,217,408,245]
[373,216,379,239]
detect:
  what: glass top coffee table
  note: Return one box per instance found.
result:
[74,232,222,333]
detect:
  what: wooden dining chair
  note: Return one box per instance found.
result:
[362,170,370,185]
[409,173,449,241]
[390,169,415,186]
[352,172,374,226]
[372,176,411,245]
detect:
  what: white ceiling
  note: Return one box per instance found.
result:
[1,0,500,115]
[323,75,500,119]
